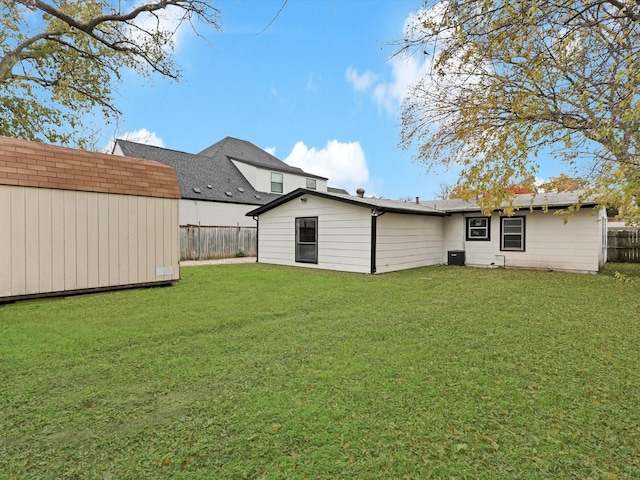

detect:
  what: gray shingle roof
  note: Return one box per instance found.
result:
[247,188,446,217]
[115,139,281,206]
[247,189,597,217]
[426,191,598,213]
[199,137,327,180]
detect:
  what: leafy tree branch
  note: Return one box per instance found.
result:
[0,0,221,147]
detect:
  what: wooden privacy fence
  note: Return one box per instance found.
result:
[607,229,640,263]
[180,225,257,261]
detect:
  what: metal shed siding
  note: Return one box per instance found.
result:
[445,208,604,273]
[375,213,444,273]
[0,185,179,299]
[257,194,371,273]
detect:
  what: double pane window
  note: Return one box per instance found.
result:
[271,172,283,193]
[501,217,525,251]
[466,217,490,240]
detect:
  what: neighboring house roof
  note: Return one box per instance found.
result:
[247,188,447,217]
[248,189,598,217]
[1,136,180,199]
[328,186,350,195]
[115,139,281,206]
[199,137,328,180]
[428,191,599,213]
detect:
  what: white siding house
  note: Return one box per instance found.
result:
[376,214,444,274]
[443,209,607,273]
[256,194,372,273]
[114,137,330,229]
[248,189,607,275]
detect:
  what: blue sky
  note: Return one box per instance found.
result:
[101,0,466,199]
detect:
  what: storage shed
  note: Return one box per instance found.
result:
[0,136,181,302]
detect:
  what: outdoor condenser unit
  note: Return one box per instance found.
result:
[448,250,466,266]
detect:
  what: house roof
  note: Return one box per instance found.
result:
[427,191,599,213]
[199,137,328,180]
[327,186,350,195]
[115,139,282,206]
[1,136,180,199]
[246,188,447,217]
[247,189,598,218]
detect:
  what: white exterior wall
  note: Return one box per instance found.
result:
[444,208,606,273]
[257,195,371,273]
[375,214,444,273]
[239,162,327,194]
[442,213,465,263]
[180,199,258,227]
[0,185,179,300]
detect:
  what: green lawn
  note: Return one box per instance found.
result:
[1,263,639,479]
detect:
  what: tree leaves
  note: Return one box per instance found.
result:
[400,1,640,223]
[0,0,221,148]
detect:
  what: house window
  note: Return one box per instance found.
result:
[306,178,317,190]
[271,172,283,193]
[466,217,490,241]
[295,217,318,263]
[501,216,525,251]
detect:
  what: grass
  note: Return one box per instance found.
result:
[1,263,639,479]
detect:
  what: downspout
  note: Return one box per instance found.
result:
[370,209,385,274]
[252,215,259,262]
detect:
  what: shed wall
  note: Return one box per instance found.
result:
[376,214,444,273]
[0,185,179,300]
[257,195,371,273]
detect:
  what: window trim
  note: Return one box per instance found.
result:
[295,217,318,264]
[466,216,491,241]
[500,216,526,251]
[271,172,283,193]
[306,178,317,190]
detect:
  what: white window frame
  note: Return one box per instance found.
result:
[306,178,317,190]
[500,216,525,251]
[271,172,283,193]
[466,217,490,241]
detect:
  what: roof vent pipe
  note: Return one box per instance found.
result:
[356,188,365,198]
[416,196,420,204]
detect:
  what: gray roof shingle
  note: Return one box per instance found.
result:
[426,191,598,213]
[115,139,281,205]
[247,189,597,217]
[247,188,446,217]
[199,137,327,180]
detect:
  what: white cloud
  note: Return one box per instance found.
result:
[306,73,320,92]
[374,54,431,115]
[284,140,371,195]
[345,66,379,92]
[129,5,192,53]
[345,9,438,115]
[346,54,430,116]
[103,128,165,153]
[264,146,277,156]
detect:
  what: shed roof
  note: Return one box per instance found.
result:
[0,136,180,199]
